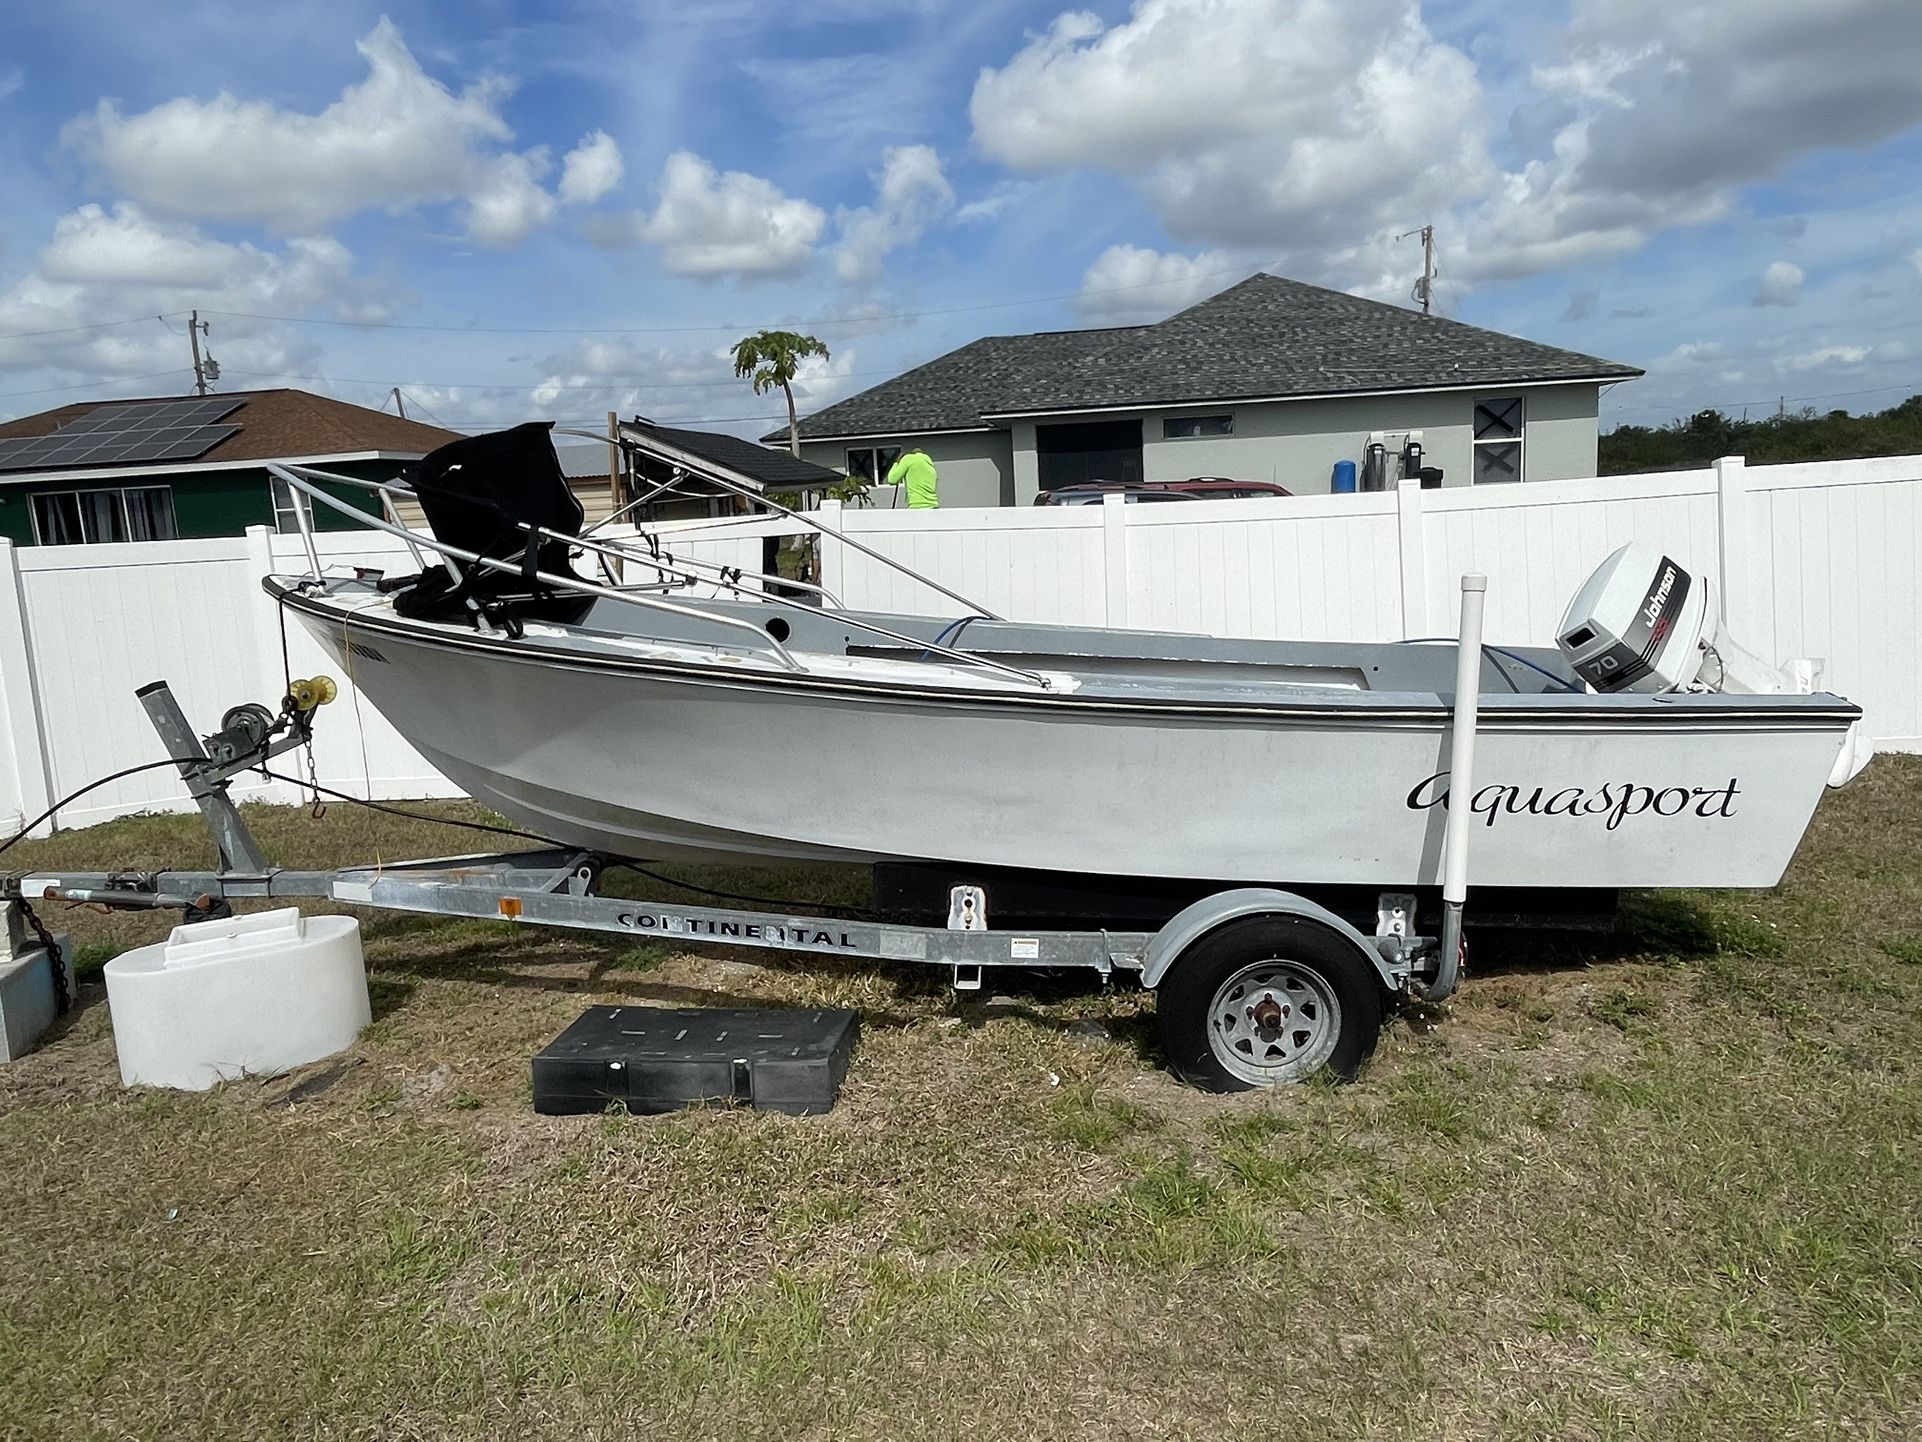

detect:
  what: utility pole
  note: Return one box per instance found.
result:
[606,409,623,508]
[1399,224,1436,315]
[390,386,408,419]
[186,310,218,394]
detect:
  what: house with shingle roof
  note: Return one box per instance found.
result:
[0,388,459,546]
[773,274,1643,507]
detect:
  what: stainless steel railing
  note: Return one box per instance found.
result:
[265,461,1055,690]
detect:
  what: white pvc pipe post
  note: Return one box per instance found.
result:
[1431,572,1487,1000]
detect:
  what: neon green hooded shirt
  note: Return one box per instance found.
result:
[886,449,939,508]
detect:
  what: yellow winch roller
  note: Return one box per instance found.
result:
[288,675,339,711]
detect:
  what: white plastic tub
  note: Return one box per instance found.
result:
[104,908,369,1090]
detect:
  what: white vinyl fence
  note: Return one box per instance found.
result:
[0,452,1915,837]
[663,453,1922,754]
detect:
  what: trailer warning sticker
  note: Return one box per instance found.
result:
[1406,773,1741,829]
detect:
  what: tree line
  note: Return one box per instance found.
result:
[1600,394,1922,474]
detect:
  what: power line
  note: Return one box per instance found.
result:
[1604,381,1918,415]
[0,312,193,343]
[193,262,1266,338]
[221,366,894,393]
[0,367,194,401]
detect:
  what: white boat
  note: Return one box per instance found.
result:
[264,425,1869,895]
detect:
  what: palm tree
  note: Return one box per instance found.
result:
[730,330,830,456]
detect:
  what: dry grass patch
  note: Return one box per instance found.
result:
[2,762,1921,1438]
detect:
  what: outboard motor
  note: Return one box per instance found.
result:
[1558,542,1872,783]
[1557,542,1790,695]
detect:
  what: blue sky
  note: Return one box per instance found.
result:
[1,0,1918,438]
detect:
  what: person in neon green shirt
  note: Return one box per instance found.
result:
[886,446,939,508]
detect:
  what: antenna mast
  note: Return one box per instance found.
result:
[1398,225,1436,316]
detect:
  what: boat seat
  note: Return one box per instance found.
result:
[391,422,593,631]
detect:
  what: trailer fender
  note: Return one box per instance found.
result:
[1140,888,1399,993]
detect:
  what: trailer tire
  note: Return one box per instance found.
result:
[1156,915,1382,1091]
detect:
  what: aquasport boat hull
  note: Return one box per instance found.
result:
[272,579,1859,891]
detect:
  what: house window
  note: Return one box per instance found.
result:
[30,486,178,545]
[1472,398,1524,484]
[1163,415,1233,439]
[845,446,903,486]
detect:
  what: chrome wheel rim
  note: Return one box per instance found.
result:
[1206,960,1341,1086]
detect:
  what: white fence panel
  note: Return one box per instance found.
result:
[1123,491,1401,641]
[1416,469,1723,646]
[0,528,458,832]
[1750,457,1922,752]
[832,504,1111,623]
[17,536,279,828]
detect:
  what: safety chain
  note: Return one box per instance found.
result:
[16,899,68,1015]
[304,735,327,820]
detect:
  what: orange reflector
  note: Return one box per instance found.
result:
[498,897,523,919]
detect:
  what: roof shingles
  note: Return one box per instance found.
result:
[778,273,1642,441]
[0,388,459,469]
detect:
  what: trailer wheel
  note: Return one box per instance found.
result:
[1156,915,1383,1090]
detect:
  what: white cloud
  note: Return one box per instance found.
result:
[970,0,1922,297]
[464,150,557,248]
[0,203,380,384]
[1463,0,1922,283]
[972,0,1492,254]
[1780,344,1870,372]
[637,151,825,278]
[521,337,860,439]
[1559,0,1922,201]
[1911,247,1922,281]
[1753,260,1804,307]
[65,19,512,234]
[1073,244,1246,322]
[0,67,22,101]
[559,130,623,205]
[60,18,615,248]
[834,145,954,286]
[954,179,1043,226]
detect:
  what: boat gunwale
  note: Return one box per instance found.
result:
[267,577,1865,731]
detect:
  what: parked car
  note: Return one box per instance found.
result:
[1035,477,1295,505]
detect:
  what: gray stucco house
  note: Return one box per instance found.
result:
[774,274,1643,507]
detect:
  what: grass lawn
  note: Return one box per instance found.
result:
[2,761,1920,1440]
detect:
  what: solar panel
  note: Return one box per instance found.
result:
[0,398,246,473]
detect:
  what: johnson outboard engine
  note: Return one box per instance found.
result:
[1556,541,1798,695]
[1557,542,1872,785]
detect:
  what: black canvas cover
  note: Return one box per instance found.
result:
[394,422,590,628]
[411,421,584,564]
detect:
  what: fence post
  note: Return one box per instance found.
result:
[1713,455,1757,634]
[817,498,844,600]
[0,540,54,837]
[1394,471,1430,639]
[1102,494,1129,627]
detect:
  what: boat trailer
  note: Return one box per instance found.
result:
[2,575,1495,1089]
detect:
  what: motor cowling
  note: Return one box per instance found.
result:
[1558,543,1874,788]
[1555,543,1712,693]
[1556,542,1805,697]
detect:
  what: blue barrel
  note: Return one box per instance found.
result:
[1331,459,1358,493]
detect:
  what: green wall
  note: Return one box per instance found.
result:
[0,458,413,546]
